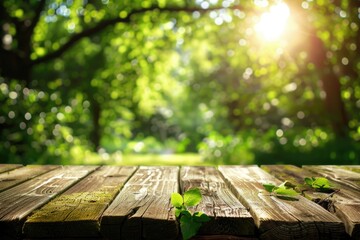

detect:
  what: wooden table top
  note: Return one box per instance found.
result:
[0,164,359,240]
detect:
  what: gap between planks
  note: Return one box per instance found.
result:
[1,164,358,240]
[0,164,23,174]
[180,166,256,237]
[101,166,179,240]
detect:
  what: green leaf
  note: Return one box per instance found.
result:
[175,208,182,218]
[183,188,202,207]
[171,192,183,208]
[170,189,207,239]
[180,213,202,240]
[193,211,210,223]
[304,177,314,186]
[313,177,331,189]
[263,183,276,193]
[175,205,188,218]
[274,186,299,196]
[305,177,332,192]
[181,210,192,218]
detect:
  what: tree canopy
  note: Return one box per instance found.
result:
[1,0,359,165]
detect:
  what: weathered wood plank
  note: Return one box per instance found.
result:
[339,165,360,174]
[23,166,136,238]
[0,165,97,239]
[219,165,346,240]
[262,165,360,238]
[303,165,360,192]
[261,165,342,200]
[0,164,22,174]
[0,165,58,192]
[180,166,255,237]
[101,166,179,240]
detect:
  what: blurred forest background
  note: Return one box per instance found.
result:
[1,0,359,165]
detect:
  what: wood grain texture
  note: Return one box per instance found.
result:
[0,164,358,240]
[23,166,136,238]
[0,165,97,239]
[339,165,360,174]
[180,166,255,237]
[219,165,346,240]
[101,166,179,240]
[0,165,58,192]
[262,165,360,238]
[303,165,360,192]
[261,165,338,200]
[0,164,22,174]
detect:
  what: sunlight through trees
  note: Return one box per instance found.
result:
[0,0,359,165]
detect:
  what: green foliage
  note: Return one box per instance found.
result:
[1,1,360,164]
[262,183,276,193]
[183,188,202,207]
[180,211,210,240]
[171,192,183,208]
[0,79,93,164]
[252,128,360,165]
[198,131,255,165]
[171,188,210,240]
[304,177,333,192]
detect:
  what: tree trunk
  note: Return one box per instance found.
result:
[308,33,349,137]
[287,1,349,137]
[90,98,101,151]
[0,50,31,84]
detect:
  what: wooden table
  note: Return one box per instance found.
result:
[0,164,359,240]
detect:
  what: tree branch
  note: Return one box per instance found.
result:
[28,0,46,36]
[31,16,131,65]
[31,4,243,66]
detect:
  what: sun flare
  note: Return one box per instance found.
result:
[255,2,290,42]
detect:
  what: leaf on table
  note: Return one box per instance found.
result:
[274,186,299,196]
[263,183,276,193]
[313,177,331,189]
[304,177,333,192]
[180,212,202,240]
[304,177,314,186]
[175,208,183,218]
[171,192,183,208]
[183,188,202,207]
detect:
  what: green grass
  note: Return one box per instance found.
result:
[117,153,208,166]
[74,152,208,166]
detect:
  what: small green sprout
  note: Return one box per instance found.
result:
[304,177,333,192]
[171,188,210,240]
